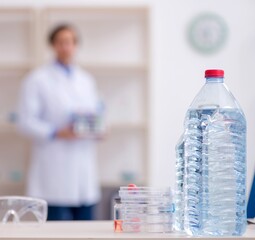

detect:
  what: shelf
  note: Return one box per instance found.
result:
[45,6,149,13]
[0,8,35,65]
[108,123,147,131]
[81,63,147,73]
[0,62,34,71]
[0,122,146,135]
[0,181,25,195]
[0,181,24,187]
[0,62,147,72]
[98,128,146,186]
[0,123,23,137]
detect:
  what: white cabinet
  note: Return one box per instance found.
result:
[43,7,150,186]
[43,8,148,66]
[94,71,147,126]
[0,9,35,67]
[0,6,150,193]
[0,9,34,194]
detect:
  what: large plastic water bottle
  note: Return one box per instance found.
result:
[175,69,246,236]
[174,134,185,231]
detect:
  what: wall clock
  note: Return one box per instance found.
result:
[187,13,228,54]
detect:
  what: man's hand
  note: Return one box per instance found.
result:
[55,126,77,140]
[55,127,108,140]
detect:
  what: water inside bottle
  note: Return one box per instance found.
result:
[183,107,246,236]
[175,136,185,231]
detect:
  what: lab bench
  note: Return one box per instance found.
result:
[0,221,254,240]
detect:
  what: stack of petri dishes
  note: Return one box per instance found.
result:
[114,184,174,233]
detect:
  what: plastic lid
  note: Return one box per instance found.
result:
[205,69,224,78]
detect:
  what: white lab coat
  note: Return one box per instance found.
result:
[18,62,101,206]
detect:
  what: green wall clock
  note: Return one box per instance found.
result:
[187,13,228,54]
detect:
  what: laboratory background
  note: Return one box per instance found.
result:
[0,0,254,220]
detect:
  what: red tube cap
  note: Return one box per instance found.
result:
[128,183,137,190]
[205,69,224,78]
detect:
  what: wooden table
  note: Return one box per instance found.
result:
[0,221,254,240]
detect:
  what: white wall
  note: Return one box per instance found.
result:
[1,0,255,193]
[149,0,255,196]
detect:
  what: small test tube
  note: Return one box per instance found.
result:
[114,197,123,233]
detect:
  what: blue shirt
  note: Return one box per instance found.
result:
[55,60,73,77]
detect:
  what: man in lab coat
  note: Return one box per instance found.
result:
[18,25,101,220]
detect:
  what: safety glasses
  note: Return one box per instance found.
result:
[0,196,47,225]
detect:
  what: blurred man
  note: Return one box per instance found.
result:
[18,25,101,220]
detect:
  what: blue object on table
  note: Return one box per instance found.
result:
[247,174,255,218]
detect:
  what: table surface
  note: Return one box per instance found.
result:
[0,221,254,240]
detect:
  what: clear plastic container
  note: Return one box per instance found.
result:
[121,213,173,223]
[114,185,174,233]
[175,69,246,236]
[120,205,174,214]
[122,222,173,233]
[119,186,173,205]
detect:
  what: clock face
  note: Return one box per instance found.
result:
[188,13,228,54]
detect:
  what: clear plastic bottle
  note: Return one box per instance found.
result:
[174,134,185,231]
[179,69,246,236]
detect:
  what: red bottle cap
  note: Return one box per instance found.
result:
[205,69,224,78]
